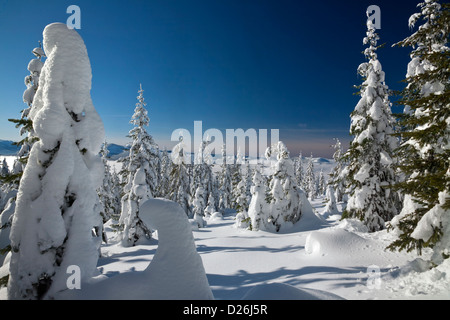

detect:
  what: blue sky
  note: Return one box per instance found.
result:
[0,0,419,157]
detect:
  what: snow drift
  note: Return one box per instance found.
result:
[305,228,371,256]
[57,198,213,300]
[241,282,344,300]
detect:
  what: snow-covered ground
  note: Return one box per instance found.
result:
[1,155,449,300]
[85,199,448,300]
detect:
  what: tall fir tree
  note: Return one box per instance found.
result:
[119,84,157,246]
[342,16,401,232]
[388,0,450,264]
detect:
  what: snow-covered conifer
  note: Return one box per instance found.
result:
[388,0,449,264]
[323,185,339,217]
[218,144,232,213]
[230,148,244,210]
[157,147,171,198]
[192,186,207,228]
[8,42,45,168]
[119,85,158,246]
[304,154,316,200]
[0,159,9,177]
[328,138,346,202]
[342,16,401,232]
[318,168,326,197]
[265,142,302,232]
[248,168,268,231]
[97,141,119,243]
[295,152,304,189]
[169,136,192,217]
[8,23,105,299]
[204,192,216,217]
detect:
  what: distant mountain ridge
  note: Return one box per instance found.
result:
[0,140,20,156]
[0,139,129,159]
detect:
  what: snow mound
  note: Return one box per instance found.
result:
[241,282,345,300]
[336,218,369,233]
[57,198,213,300]
[305,228,370,256]
[287,191,327,233]
[209,211,223,220]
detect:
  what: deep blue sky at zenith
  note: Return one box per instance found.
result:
[0,0,420,158]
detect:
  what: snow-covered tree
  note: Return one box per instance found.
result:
[157,147,171,198]
[230,148,244,210]
[126,84,159,197]
[304,154,316,200]
[192,186,207,228]
[328,138,346,202]
[97,141,119,243]
[0,159,9,178]
[294,152,304,189]
[169,136,192,217]
[233,175,250,229]
[204,192,216,217]
[388,0,450,264]
[119,84,157,246]
[8,23,105,299]
[264,141,302,232]
[318,168,326,197]
[109,168,123,232]
[323,185,339,217]
[218,144,232,213]
[8,42,45,171]
[248,167,268,231]
[192,137,215,211]
[342,17,401,232]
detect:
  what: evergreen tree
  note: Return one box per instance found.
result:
[388,0,450,264]
[119,84,157,246]
[230,148,244,210]
[304,154,316,200]
[218,144,232,213]
[342,17,401,232]
[265,142,302,232]
[97,141,119,243]
[0,159,9,178]
[204,192,216,217]
[294,152,304,189]
[248,167,268,231]
[127,84,159,197]
[192,186,207,228]
[157,147,171,198]
[7,23,104,299]
[169,136,192,217]
[323,185,339,218]
[328,138,346,202]
[192,137,215,210]
[8,42,45,174]
[318,168,326,197]
[109,168,123,232]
